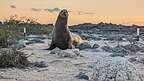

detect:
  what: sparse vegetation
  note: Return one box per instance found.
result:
[3,15,53,35]
[0,15,53,48]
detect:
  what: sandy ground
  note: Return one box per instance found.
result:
[0,39,144,81]
[0,40,96,81]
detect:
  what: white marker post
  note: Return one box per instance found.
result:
[136,28,140,41]
[24,27,26,37]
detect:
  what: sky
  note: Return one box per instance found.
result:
[0,0,144,26]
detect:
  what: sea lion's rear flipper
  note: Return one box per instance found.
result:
[68,39,75,49]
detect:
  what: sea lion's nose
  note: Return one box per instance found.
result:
[63,12,67,16]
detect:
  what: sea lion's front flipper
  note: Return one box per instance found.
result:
[48,44,56,50]
[45,41,56,50]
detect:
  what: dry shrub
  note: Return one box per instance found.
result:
[0,48,30,68]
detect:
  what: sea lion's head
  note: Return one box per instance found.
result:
[58,9,69,19]
[55,9,69,27]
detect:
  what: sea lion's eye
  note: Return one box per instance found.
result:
[59,9,68,18]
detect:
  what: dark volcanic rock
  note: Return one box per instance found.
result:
[102,46,130,56]
[75,72,89,80]
[128,57,137,63]
[122,44,141,53]
[92,44,100,49]
[128,56,144,64]
[76,42,92,50]
[110,53,125,57]
[34,61,48,68]
[101,46,113,52]
[137,57,144,64]
[27,38,44,45]
[112,46,129,54]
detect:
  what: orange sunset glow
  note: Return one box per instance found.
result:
[0,0,144,25]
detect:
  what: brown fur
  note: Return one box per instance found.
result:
[47,9,83,50]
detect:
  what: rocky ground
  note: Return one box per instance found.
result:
[0,34,144,81]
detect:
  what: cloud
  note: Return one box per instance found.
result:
[67,10,72,12]
[31,8,41,11]
[29,7,94,16]
[44,8,61,13]
[77,11,95,15]
[10,5,16,9]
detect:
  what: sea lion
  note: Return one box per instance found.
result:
[47,9,83,50]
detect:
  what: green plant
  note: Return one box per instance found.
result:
[0,29,16,48]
